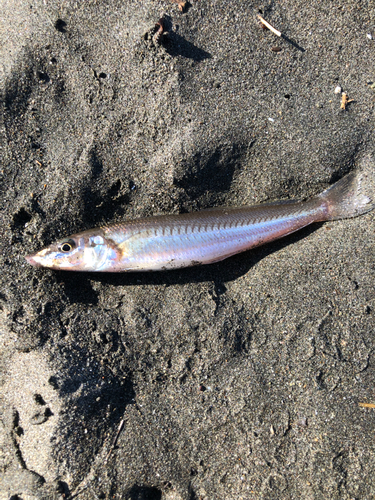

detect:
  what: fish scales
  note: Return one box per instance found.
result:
[25,171,374,272]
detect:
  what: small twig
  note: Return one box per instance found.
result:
[104,418,125,462]
[68,418,126,499]
[257,15,282,37]
[359,402,375,409]
[340,92,354,110]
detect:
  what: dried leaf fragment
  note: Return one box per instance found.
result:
[171,0,187,12]
[340,92,354,110]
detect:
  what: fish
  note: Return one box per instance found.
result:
[25,170,374,272]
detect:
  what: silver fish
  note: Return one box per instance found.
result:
[25,171,374,272]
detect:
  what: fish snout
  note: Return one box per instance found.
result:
[25,253,43,268]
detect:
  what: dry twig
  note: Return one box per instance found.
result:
[257,15,282,37]
[359,402,375,409]
[105,418,125,462]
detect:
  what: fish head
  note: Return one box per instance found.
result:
[25,230,110,271]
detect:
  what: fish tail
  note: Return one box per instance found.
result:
[317,170,375,220]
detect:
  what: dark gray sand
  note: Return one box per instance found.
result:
[1,0,375,498]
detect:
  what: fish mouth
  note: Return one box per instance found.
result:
[25,254,43,268]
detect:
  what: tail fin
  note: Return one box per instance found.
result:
[317,171,375,221]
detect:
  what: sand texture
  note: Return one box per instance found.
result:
[1,0,375,498]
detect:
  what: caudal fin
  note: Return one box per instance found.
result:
[317,170,375,221]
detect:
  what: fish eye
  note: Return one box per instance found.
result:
[59,239,76,253]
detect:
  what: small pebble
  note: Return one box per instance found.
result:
[367,34,372,40]
[334,86,342,94]
[298,417,308,427]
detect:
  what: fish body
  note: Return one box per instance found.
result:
[25,171,374,272]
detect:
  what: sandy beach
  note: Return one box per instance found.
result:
[1,0,375,498]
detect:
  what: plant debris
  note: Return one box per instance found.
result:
[170,0,188,13]
[143,17,167,45]
[258,14,282,37]
[340,92,354,110]
[153,18,165,45]
[359,402,375,409]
